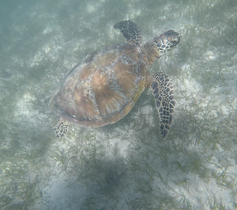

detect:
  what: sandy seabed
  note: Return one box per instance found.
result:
[0,0,236,209]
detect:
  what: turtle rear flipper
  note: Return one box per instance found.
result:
[113,20,142,46]
[151,73,175,138]
[53,117,70,138]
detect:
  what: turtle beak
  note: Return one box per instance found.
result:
[166,30,180,48]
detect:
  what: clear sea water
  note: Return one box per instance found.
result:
[0,0,236,209]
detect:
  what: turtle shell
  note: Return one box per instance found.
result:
[50,43,148,127]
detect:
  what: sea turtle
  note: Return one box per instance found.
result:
[49,20,180,138]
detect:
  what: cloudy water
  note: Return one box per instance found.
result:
[0,0,236,209]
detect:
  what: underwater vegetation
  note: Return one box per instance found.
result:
[0,0,236,209]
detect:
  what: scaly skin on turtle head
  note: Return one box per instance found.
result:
[154,30,180,56]
[142,30,180,66]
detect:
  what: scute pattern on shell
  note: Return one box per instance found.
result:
[50,43,147,127]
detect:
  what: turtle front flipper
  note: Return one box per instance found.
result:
[53,117,70,138]
[151,73,175,138]
[113,20,142,46]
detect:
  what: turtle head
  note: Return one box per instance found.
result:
[154,30,180,57]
